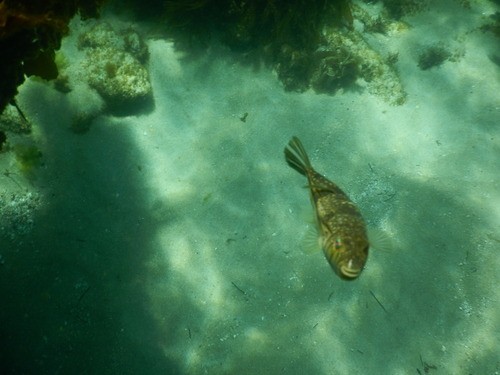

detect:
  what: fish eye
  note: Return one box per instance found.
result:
[334,238,343,249]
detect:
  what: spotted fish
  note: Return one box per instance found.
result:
[284,136,369,280]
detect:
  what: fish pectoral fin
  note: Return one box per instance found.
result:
[367,228,393,252]
[301,224,322,254]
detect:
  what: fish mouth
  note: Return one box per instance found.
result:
[340,265,361,279]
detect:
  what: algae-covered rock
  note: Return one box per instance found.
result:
[78,22,149,63]
[310,48,359,94]
[83,48,152,113]
[78,22,153,115]
[275,27,407,105]
[324,29,407,105]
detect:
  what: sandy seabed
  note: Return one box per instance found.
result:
[1,1,499,374]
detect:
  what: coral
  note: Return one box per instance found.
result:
[0,0,105,114]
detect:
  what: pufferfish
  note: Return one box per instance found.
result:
[284,136,369,280]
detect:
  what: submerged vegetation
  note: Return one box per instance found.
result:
[0,0,105,114]
[480,11,500,38]
[163,0,353,52]
[373,0,429,20]
[154,0,408,103]
[418,44,451,70]
[161,0,354,88]
[12,143,43,175]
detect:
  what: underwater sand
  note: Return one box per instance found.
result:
[1,1,499,374]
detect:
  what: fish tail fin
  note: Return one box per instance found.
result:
[284,136,312,176]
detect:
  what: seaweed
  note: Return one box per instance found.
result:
[12,142,43,175]
[480,11,500,38]
[418,44,451,70]
[310,49,359,93]
[156,1,356,94]
[156,0,406,101]
[0,0,105,114]
[161,0,353,55]
[275,46,314,92]
[377,0,428,20]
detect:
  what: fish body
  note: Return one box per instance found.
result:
[284,136,369,280]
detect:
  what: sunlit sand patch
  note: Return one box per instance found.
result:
[156,226,229,311]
